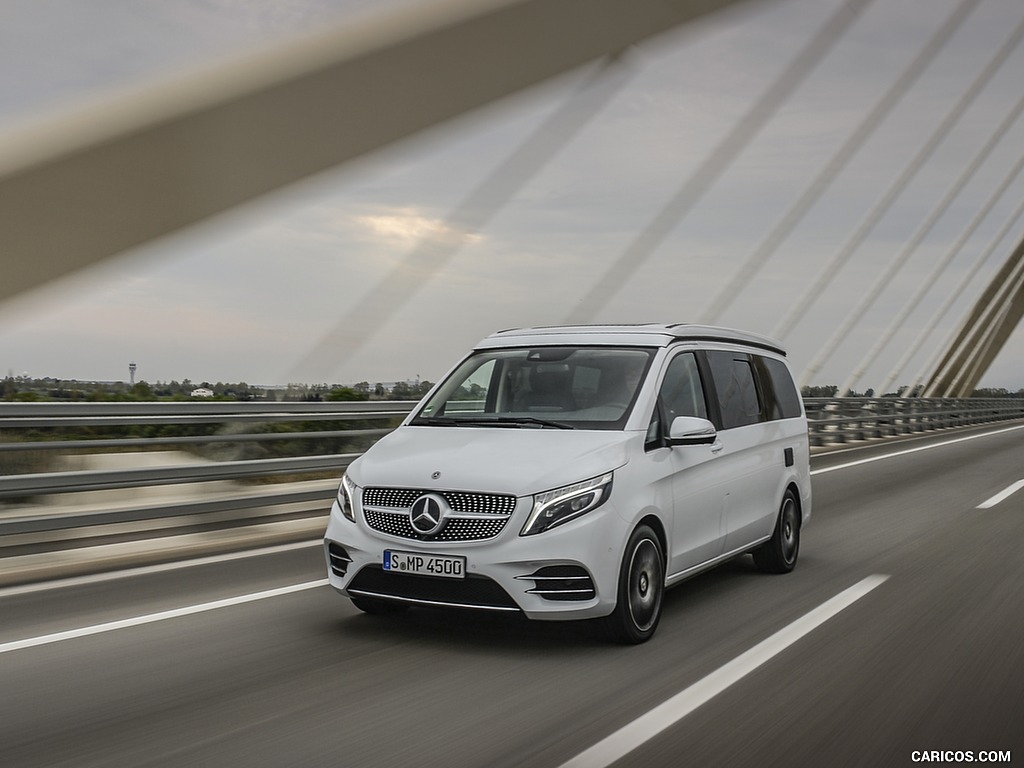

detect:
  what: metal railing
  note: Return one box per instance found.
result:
[2,397,1023,540]
[803,397,1024,445]
[0,401,417,547]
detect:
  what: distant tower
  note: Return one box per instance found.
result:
[129,362,137,386]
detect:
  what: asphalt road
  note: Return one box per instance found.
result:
[1,423,1022,768]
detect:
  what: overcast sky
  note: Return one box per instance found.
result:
[1,0,1023,392]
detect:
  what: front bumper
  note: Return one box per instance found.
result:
[324,496,629,620]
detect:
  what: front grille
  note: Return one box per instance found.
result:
[361,487,517,542]
[518,565,596,602]
[362,488,516,515]
[348,566,519,611]
[363,509,509,541]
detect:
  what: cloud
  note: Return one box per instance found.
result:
[354,208,484,248]
[2,0,1022,390]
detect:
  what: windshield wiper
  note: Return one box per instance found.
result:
[412,417,462,426]
[491,416,574,430]
[414,416,574,429]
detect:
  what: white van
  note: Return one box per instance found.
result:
[324,324,811,643]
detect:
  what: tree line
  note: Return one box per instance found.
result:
[2,376,435,402]
[801,384,1024,398]
[5,375,1021,403]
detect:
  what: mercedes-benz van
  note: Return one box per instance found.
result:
[324,324,811,643]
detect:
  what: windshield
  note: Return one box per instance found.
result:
[411,346,655,430]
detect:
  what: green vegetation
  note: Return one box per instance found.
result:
[1,376,434,402]
[0,377,438,481]
[5,375,1021,404]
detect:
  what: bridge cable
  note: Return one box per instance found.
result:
[699,0,981,326]
[921,236,1024,396]
[0,0,759,305]
[840,149,1024,396]
[926,237,1024,396]
[772,8,1024,341]
[887,195,1024,397]
[561,0,874,325]
[948,253,1024,396]
[283,55,634,383]
[798,88,1024,389]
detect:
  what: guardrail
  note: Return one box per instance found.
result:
[802,397,1024,445]
[0,401,417,550]
[2,397,1023,542]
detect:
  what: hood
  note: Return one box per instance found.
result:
[348,425,635,496]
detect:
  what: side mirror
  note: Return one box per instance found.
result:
[667,416,717,446]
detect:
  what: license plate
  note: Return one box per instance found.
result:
[383,550,466,579]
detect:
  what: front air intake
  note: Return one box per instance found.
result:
[347,566,519,611]
[327,542,352,577]
[519,565,596,601]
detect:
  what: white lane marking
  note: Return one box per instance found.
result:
[811,423,1024,476]
[0,540,322,598]
[559,575,890,768]
[0,580,328,655]
[811,420,1024,459]
[977,479,1024,509]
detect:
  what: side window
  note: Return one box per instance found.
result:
[442,358,495,414]
[658,353,708,423]
[707,351,762,429]
[645,408,661,448]
[754,356,802,420]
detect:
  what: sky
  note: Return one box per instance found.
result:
[1,0,1023,392]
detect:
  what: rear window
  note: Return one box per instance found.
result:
[756,356,802,420]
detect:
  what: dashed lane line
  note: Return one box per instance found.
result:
[977,479,1024,509]
[559,575,891,768]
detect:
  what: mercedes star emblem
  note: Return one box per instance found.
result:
[409,493,447,536]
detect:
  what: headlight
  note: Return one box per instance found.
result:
[337,473,357,522]
[521,472,613,536]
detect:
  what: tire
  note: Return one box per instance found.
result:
[753,488,800,574]
[600,525,665,644]
[350,596,409,615]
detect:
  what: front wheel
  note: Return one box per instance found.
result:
[600,525,665,644]
[753,488,800,574]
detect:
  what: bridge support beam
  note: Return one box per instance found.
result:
[0,0,755,304]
